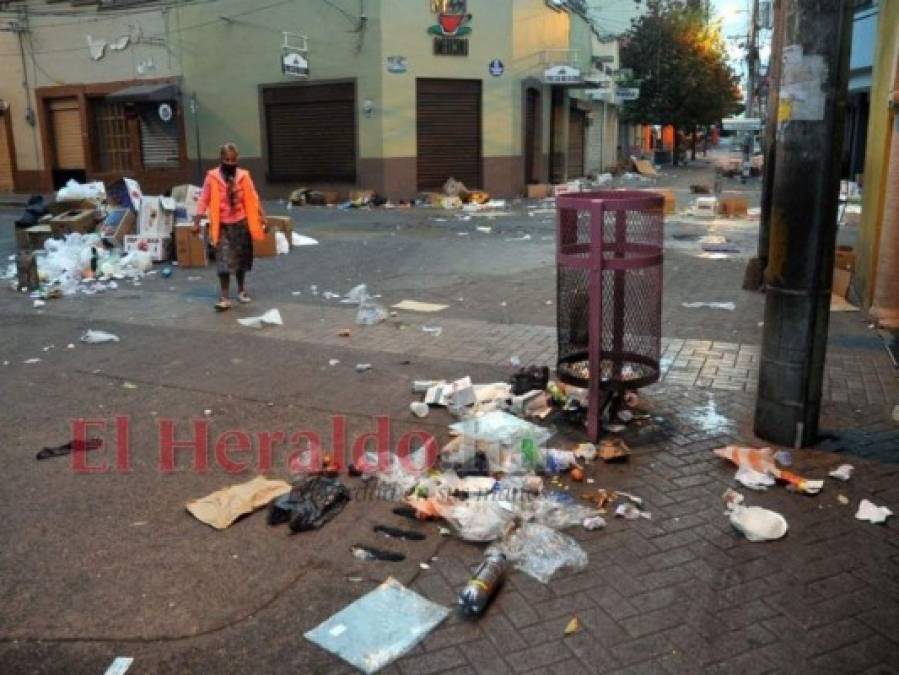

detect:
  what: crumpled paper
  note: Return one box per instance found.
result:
[855,499,893,524]
[828,464,854,481]
[186,475,291,529]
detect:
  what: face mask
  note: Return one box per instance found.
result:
[220,163,237,179]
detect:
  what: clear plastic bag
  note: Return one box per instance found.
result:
[524,495,601,530]
[490,522,588,584]
[356,297,388,326]
[304,577,450,674]
[343,283,369,304]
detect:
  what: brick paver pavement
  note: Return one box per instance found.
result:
[29,297,898,408]
[385,383,899,675]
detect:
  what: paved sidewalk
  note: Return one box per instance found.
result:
[396,383,899,675]
[14,294,893,407]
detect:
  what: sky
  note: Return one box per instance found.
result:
[588,0,765,91]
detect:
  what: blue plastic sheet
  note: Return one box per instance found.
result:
[305,577,450,673]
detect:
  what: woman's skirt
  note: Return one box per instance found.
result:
[215,220,253,275]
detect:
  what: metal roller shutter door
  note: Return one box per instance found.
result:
[567,108,585,178]
[140,107,180,168]
[417,79,481,191]
[49,98,85,169]
[263,83,356,182]
[0,113,13,192]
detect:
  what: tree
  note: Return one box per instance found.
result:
[619,0,742,164]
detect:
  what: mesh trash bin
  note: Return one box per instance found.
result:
[556,190,664,441]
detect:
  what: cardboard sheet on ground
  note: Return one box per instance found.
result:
[391,300,449,313]
[631,157,658,177]
[304,577,450,674]
[186,475,291,529]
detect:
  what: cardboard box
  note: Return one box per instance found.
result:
[14,226,30,252]
[107,177,143,211]
[124,234,171,262]
[266,216,293,249]
[554,181,582,196]
[718,191,748,217]
[26,225,53,251]
[139,196,176,236]
[47,199,100,216]
[835,246,855,271]
[98,208,136,245]
[527,184,551,199]
[640,188,676,215]
[175,223,208,268]
[252,228,278,257]
[50,209,97,235]
[171,184,202,220]
[694,197,718,218]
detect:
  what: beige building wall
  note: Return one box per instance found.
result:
[0,2,177,190]
[174,0,383,179]
[0,0,620,198]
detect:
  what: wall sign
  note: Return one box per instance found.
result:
[430,0,471,56]
[428,0,472,37]
[158,103,173,122]
[281,33,309,78]
[544,65,582,84]
[615,87,640,102]
[387,56,408,74]
[489,59,504,76]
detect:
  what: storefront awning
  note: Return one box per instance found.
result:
[106,83,179,103]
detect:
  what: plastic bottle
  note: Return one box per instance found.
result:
[520,437,539,469]
[458,552,507,617]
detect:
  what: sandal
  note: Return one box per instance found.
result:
[214,298,232,311]
[237,292,252,304]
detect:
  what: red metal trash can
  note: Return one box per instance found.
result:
[556,190,664,441]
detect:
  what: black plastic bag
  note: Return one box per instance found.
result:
[510,366,550,396]
[267,476,350,533]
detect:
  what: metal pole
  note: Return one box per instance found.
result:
[757,0,786,271]
[754,0,853,447]
[190,93,202,185]
[746,0,759,118]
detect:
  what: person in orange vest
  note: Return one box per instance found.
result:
[193,142,268,311]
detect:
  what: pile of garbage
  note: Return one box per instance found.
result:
[7,175,306,302]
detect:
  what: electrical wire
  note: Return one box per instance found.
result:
[0,0,299,57]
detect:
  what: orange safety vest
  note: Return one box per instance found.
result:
[205,168,264,245]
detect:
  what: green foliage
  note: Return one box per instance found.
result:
[619,0,742,129]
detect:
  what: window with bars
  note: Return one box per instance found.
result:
[91,100,133,172]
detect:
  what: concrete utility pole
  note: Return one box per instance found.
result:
[754,0,853,447]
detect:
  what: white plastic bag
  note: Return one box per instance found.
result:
[237,308,283,328]
[56,179,106,202]
[275,231,290,255]
[440,500,516,542]
[291,233,319,246]
[120,250,153,274]
[81,330,120,344]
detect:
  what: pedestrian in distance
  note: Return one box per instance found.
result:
[193,142,268,311]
